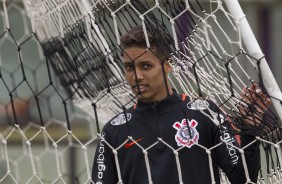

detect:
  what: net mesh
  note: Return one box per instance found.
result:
[0,0,282,183]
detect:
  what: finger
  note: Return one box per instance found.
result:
[255,88,262,96]
[253,90,265,103]
[249,83,262,98]
[242,86,252,102]
[243,88,252,102]
[250,83,259,91]
[248,85,264,103]
[264,98,271,107]
[254,90,269,104]
[241,86,247,97]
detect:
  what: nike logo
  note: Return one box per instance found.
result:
[125,138,143,149]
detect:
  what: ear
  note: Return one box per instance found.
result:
[164,61,172,74]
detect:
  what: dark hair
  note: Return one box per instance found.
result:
[120,25,172,61]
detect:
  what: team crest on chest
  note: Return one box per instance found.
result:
[173,119,199,148]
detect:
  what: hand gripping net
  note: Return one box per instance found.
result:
[0,0,282,183]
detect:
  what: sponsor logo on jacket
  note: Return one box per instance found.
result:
[220,126,239,165]
[96,140,106,182]
[187,99,209,110]
[111,113,132,125]
[173,119,199,148]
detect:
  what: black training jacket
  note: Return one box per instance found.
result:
[91,91,260,184]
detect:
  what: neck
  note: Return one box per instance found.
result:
[139,87,174,103]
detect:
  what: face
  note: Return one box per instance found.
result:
[123,47,172,102]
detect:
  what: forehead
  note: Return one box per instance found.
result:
[123,47,161,64]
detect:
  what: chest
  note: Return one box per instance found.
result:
[111,109,214,152]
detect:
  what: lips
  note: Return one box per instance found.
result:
[133,84,147,94]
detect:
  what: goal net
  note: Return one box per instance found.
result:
[0,0,282,183]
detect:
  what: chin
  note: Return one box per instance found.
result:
[136,94,146,101]
[136,93,151,102]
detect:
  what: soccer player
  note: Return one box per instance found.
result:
[91,25,271,184]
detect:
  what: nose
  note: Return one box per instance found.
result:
[133,68,144,81]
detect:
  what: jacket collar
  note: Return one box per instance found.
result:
[135,90,184,114]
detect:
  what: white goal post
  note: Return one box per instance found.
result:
[224,0,282,121]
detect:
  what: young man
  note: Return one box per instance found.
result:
[91,25,270,184]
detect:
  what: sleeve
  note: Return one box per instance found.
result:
[208,101,260,183]
[91,129,118,184]
[213,125,260,183]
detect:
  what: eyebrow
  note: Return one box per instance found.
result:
[123,61,134,66]
[124,60,152,65]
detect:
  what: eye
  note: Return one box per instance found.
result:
[124,64,134,71]
[142,63,152,70]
